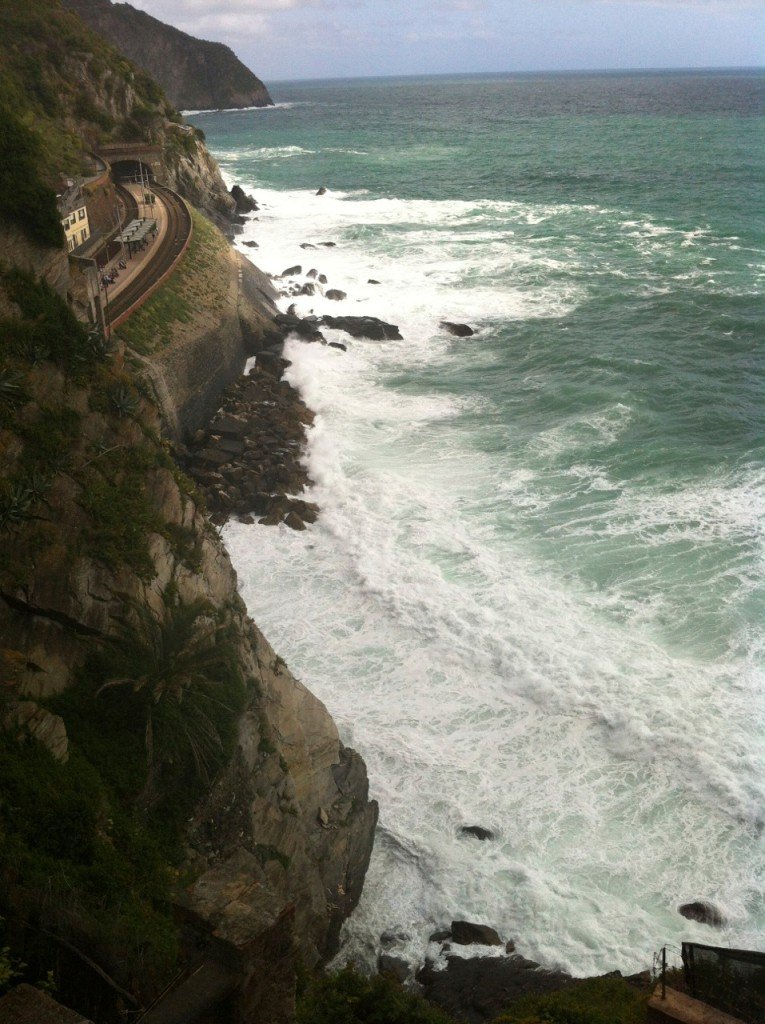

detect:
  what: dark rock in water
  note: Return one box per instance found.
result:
[242,240,259,248]
[318,274,328,284]
[325,289,347,301]
[300,282,317,296]
[239,514,255,525]
[320,316,402,341]
[233,213,248,225]
[328,341,347,352]
[429,928,452,943]
[286,304,297,316]
[440,320,475,337]
[368,278,380,284]
[281,265,302,277]
[678,901,725,927]
[316,186,327,196]
[284,511,306,531]
[380,930,411,947]
[231,184,258,213]
[378,955,411,983]
[418,956,574,1024]
[451,921,502,946]
[319,241,336,247]
[300,242,317,249]
[307,269,318,279]
[505,940,516,954]
[274,313,326,343]
[460,825,495,842]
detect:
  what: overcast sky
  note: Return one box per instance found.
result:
[129,0,764,82]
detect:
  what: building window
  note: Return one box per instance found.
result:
[78,209,86,220]
[67,237,75,252]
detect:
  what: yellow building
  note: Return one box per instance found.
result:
[57,184,91,253]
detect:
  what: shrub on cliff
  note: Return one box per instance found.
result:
[0,107,64,248]
[495,976,648,1024]
[297,966,454,1024]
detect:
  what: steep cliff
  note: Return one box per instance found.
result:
[62,0,274,112]
[0,4,376,1018]
[0,0,236,223]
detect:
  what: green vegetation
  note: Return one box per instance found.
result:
[495,977,648,1024]
[297,967,454,1024]
[0,0,175,177]
[118,208,230,353]
[0,109,64,247]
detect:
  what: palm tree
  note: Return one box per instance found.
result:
[96,596,243,805]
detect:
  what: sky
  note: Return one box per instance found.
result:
[129,0,764,82]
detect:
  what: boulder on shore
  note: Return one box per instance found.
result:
[230,184,258,213]
[451,921,502,946]
[280,265,302,277]
[325,289,347,301]
[678,901,725,928]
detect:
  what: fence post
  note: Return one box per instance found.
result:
[662,946,667,999]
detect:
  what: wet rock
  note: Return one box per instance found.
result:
[368,278,380,284]
[678,901,725,928]
[451,921,502,946]
[440,321,475,337]
[230,184,258,213]
[430,928,452,942]
[505,940,516,954]
[325,289,347,301]
[316,186,327,196]
[318,273,328,284]
[460,825,495,841]
[328,342,347,352]
[300,282,317,296]
[319,241,336,247]
[380,930,411,947]
[418,955,574,1024]
[280,265,302,277]
[300,242,317,249]
[239,514,255,525]
[285,511,306,531]
[319,315,402,341]
[242,240,259,248]
[307,269,318,279]
[378,955,411,983]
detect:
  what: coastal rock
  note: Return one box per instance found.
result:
[318,274,328,284]
[242,240,259,248]
[417,955,574,1024]
[231,185,258,213]
[300,282,318,296]
[307,269,318,279]
[430,928,452,942]
[325,289,347,301]
[368,279,380,284]
[451,921,503,946]
[319,241,336,247]
[300,243,317,249]
[328,342,347,352]
[381,930,411,947]
[440,321,475,337]
[460,825,495,841]
[378,955,411,983]
[280,265,302,278]
[316,187,327,196]
[319,315,402,341]
[678,901,725,928]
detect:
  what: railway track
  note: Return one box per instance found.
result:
[106,184,192,326]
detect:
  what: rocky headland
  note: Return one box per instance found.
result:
[61,0,274,112]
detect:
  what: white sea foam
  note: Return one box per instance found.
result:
[182,101,308,115]
[224,179,765,977]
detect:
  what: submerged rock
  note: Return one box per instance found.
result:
[316,186,327,196]
[678,901,725,927]
[460,825,495,841]
[440,320,475,337]
[325,289,347,301]
[451,921,503,947]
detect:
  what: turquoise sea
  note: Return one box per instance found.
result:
[188,71,765,975]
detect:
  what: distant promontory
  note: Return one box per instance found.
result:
[62,0,274,111]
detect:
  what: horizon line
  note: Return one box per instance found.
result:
[263,64,765,86]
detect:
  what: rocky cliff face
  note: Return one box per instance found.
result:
[0,216,375,1018]
[62,0,273,111]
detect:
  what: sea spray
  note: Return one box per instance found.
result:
[194,71,764,975]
